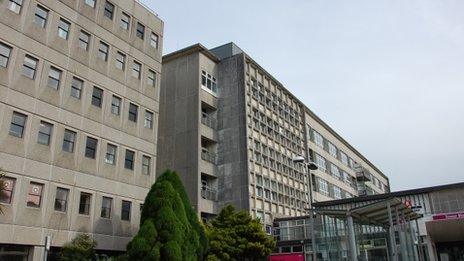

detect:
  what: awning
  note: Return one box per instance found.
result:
[426,215,464,243]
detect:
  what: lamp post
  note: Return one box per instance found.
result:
[293,156,318,261]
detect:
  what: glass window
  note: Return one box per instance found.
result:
[142,155,150,175]
[37,121,53,145]
[71,77,83,99]
[9,112,27,138]
[79,192,91,215]
[78,30,90,51]
[120,12,130,30]
[115,51,125,70]
[124,149,135,170]
[0,177,15,204]
[103,1,114,20]
[315,154,326,172]
[85,0,96,8]
[0,42,13,68]
[150,33,159,48]
[333,186,342,199]
[62,129,76,153]
[328,142,337,158]
[132,61,141,79]
[313,130,324,148]
[128,103,138,122]
[147,70,156,87]
[144,110,153,129]
[101,196,112,218]
[54,187,69,212]
[330,163,340,179]
[85,137,98,159]
[136,22,145,39]
[105,143,117,165]
[121,200,131,221]
[318,179,328,196]
[111,95,121,115]
[22,55,38,79]
[26,182,43,208]
[47,66,62,89]
[34,5,48,28]
[340,151,348,165]
[201,70,218,95]
[8,0,23,14]
[91,86,103,107]
[98,41,109,61]
[58,18,70,40]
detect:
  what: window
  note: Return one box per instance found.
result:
[37,121,53,145]
[132,61,141,79]
[62,129,76,152]
[150,33,159,48]
[128,103,138,122]
[201,70,218,95]
[318,179,328,196]
[54,187,69,212]
[120,12,130,30]
[91,87,103,108]
[328,142,337,158]
[115,52,126,70]
[340,151,348,165]
[8,0,23,14]
[71,77,83,99]
[136,22,145,39]
[78,30,90,51]
[79,192,91,215]
[313,130,324,148]
[98,41,109,61]
[333,186,342,199]
[124,149,135,170]
[34,5,48,28]
[104,1,115,19]
[0,177,15,204]
[121,200,131,221]
[47,66,62,89]
[147,70,156,87]
[0,42,13,68]
[58,18,70,40]
[26,182,43,208]
[142,155,151,175]
[144,110,153,129]
[315,154,326,172]
[9,112,27,138]
[85,137,98,159]
[101,196,112,218]
[84,0,96,8]
[22,55,38,79]
[105,143,117,165]
[111,95,121,115]
[330,164,340,179]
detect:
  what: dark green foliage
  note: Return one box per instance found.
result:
[126,170,207,261]
[206,205,276,261]
[60,234,97,261]
[0,170,5,215]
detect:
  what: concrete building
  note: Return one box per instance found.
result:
[157,42,389,230]
[0,0,163,259]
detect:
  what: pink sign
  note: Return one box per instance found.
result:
[432,212,464,221]
[269,253,305,261]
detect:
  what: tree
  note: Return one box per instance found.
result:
[0,169,6,215]
[60,234,97,261]
[126,170,208,261]
[206,205,276,261]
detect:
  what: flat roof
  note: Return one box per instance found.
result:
[162,43,220,64]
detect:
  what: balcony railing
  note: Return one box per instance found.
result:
[201,112,217,129]
[201,148,216,164]
[201,187,218,201]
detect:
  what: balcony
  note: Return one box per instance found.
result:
[201,112,217,129]
[201,186,218,201]
[201,148,216,164]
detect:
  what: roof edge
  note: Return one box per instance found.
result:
[162,43,220,64]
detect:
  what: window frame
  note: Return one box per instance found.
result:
[79,192,92,215]
[85,136,98,159]
[70,77,83,99]
[47,66,62,89]
[115,51,126,70]
[8,0,23,14]
[62,129,77,153]
[57,18,71,40]
[37,121,53,146]
[147,70,156,87]
[144,110,153,129]
[84,0,96,8]
[54,187,69,212]
[26,182,44,208]
[91,86,103,108]
[103,1,115,20]
[34,5,49,28]
[121,200,131,221]
[136,22,145,39]
[132,61,141,79]
[150,32,159,49]
[128,103,138,122]
[124,149,135,170]
[142,155,151,175]
[105,143,117,165]
[98,41,109,61]
[100,196,112,219]
[120,12,130,30]
[78,30,91,51]
[22,55,38,79]
[110,95,121,115]
[0,177,15,204]
[0,42,13,68]
[9,112,27,138]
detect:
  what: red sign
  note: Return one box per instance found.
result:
[433,212,464,221]
[269,253,305,261]
[404,199,412,208]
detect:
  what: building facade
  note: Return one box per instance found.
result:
[157,42,389,230]
[0,0,163,259]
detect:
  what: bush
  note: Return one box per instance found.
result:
[60,234,97,261]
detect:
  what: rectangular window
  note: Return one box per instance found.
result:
[0,42,13,68]
[144,110,153,129]
[79,192,91,215]
[330,163,340,179]
[150,33,159,48]
[142,155,151,175]
[121,200,131,221]
[101,196,112,218]
[27,182,43,208]
[201,70,218,95]
[91,86,103,108]
[124,149,135,170]
[0,177,15,204]
[111,95,121,115]
[71,77,83,99]
[58,18,70,40]
[98,41,109,61]
[136,22,145,39]
[34,5,48,28]
[333,186,342,199]
[9,112,27,138]
[47,66,62,89]
[84,0,96,8]
[132,61,141,79]
[340,151,348,165]
[120,12,130,30]
[313,130,324,148]
[37,121,53,145]
[115,51,126,70]
[315,154,327,172]
[318,179,328,196]
[105,143,117,165]
[22,55,38,79]
[78,30,90,51]
[104,1,115,19]
[147,70,156,87]
[8,0,23,14]
[328,142,337,158]
[128,103,138,122]
[62,129,76,153]
[85,137,98,159]
[54,187,69,212]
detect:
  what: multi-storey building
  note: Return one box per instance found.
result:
[157,42,389,231]
[0,0,162,259]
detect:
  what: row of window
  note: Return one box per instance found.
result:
[311,128,356,170]
[317,177,352,199]
[8,111,152,174]
[0,178,137,221]
[313,151,356,189]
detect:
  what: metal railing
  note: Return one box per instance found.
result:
[201,187,218,201]
[201,148,216,164]
[201,112,217,129]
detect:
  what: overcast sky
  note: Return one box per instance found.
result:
[144,0,464,191]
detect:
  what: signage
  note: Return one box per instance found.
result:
[433,212,464,221]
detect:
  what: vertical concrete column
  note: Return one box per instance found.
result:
[396,207,408,261]
[387,202,398,261]
[347,215,357,261]
[310,212,317,261]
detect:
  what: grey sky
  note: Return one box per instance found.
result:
[144,0,464,191]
